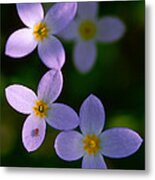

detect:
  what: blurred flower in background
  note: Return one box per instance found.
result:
[60,2,125,73]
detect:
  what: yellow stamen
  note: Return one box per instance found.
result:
[33,22,49,41]
[33,100,49,118]
[79,20,96,41]
[83,134,100,155]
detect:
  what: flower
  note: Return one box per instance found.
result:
[5,69,79,152]
[5,3,77,70]
[54,94,143,169]
[60,2,125,73]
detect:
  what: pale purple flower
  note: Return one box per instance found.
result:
[55,94,143,169]
[5,69,79,152]
[5,3,77,70]
[60,2,125,73]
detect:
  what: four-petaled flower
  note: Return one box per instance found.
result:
[5,3,77,70]
[60,2,125,73]
[54,94,143,169]
[5,70,79,152]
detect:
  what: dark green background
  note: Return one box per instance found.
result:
[0,1,145,169]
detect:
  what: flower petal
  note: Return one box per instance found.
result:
[59,20,77,41]
[46,103,79,130]
[17,3,44,28]
[54,131,84,161]
[5,28,37,58]
[100,128,143,158]
[5,85,37,114]
[82,153,107,169]
[74,42,96,73]
[78,2,98,19]
[37,69,63,103]
[45,2,77,35]
[22,115,46,152]
[80,94,105,135]
[97,17,125,42]
[38,36,65,69]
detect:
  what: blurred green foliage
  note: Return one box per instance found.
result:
[0,1,144,169]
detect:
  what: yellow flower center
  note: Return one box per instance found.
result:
[33,100,49,118]
[33,22,49,41]
[83,134,100,155]
[79,20,96,41]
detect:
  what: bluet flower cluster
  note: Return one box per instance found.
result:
[4,2,143,169]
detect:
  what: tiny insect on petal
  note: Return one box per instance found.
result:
[22,115,46,152]
[31,128,39,137]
